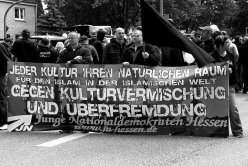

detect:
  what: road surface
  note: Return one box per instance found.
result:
[0,93,248,166]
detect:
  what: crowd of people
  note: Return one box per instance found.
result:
[0,25,246,137]
[191,25,246,138]
[190,26,248,95]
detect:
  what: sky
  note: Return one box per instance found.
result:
[41,0,47,10]
[41,0,48,13]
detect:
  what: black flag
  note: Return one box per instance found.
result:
[140,0,215,67]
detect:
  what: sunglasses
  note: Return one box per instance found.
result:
[131,34,141,38]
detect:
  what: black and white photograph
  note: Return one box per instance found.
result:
[0,0,248,165]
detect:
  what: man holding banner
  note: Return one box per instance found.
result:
[140,0,215,67]
[56,31,93,66]
[210,35,243,138]
[121,28,160,66]
[56,31,93,133]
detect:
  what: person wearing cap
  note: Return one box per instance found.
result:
[38,38,59,63]
[0,38,13,129]
[210,24,220,33]
[210,35,243,138]
[102,27,127,64]
[79,35,99,64]
[121,28,160,66]
[12,29,40,62]
[93,30,106,64]
[199,26,215,53]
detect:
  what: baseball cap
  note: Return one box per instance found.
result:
[199,26,212,32]
[210,24,220,33]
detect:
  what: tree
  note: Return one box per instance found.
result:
[161,0,202,31]
[98,0,141,29]
[37,0,67,35]
[36,0,44,17]
[60,0,238,34]
[61,0,141,30]
[156,0,237,32]
[226,0,248,35]
[61,0,164,31]
[199,0,238,30]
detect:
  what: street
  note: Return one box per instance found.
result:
[0,93,248,166]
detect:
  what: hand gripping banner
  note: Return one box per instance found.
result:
[7,62,229,137]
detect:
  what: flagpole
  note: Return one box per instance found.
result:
[143,42,146,53]
[141,0,146,53]
[160,0,163,16]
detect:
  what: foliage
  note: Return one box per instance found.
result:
[200,0,238,30]
[37,0,67,35]
[100,0,142,29]
[161,0,202,31]
[153,0,238,32]
[226,0,248,35]
[60,0,142,30]
[36,0,44,17]
[59,0,240,35]
[60,0,92,26]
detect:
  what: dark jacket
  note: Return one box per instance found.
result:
[92,30,106,63]
[102,38,127,64]
[56,44,93,64]
[93,39,104,63]
[81,43,99,64]
[200,39,215,53]
[238,42,248,66]
[210,50,237,85]
[161,47,187,66]
[12,38,40,62]
[121,43,160,66]
[0,43,12,77]
[38,45,59,63]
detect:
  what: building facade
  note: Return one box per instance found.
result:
[0,0,37,41]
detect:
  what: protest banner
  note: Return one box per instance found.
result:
[7,62,229,137]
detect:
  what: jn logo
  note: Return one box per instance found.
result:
[15,125,33,131]
[8,115,33,132]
